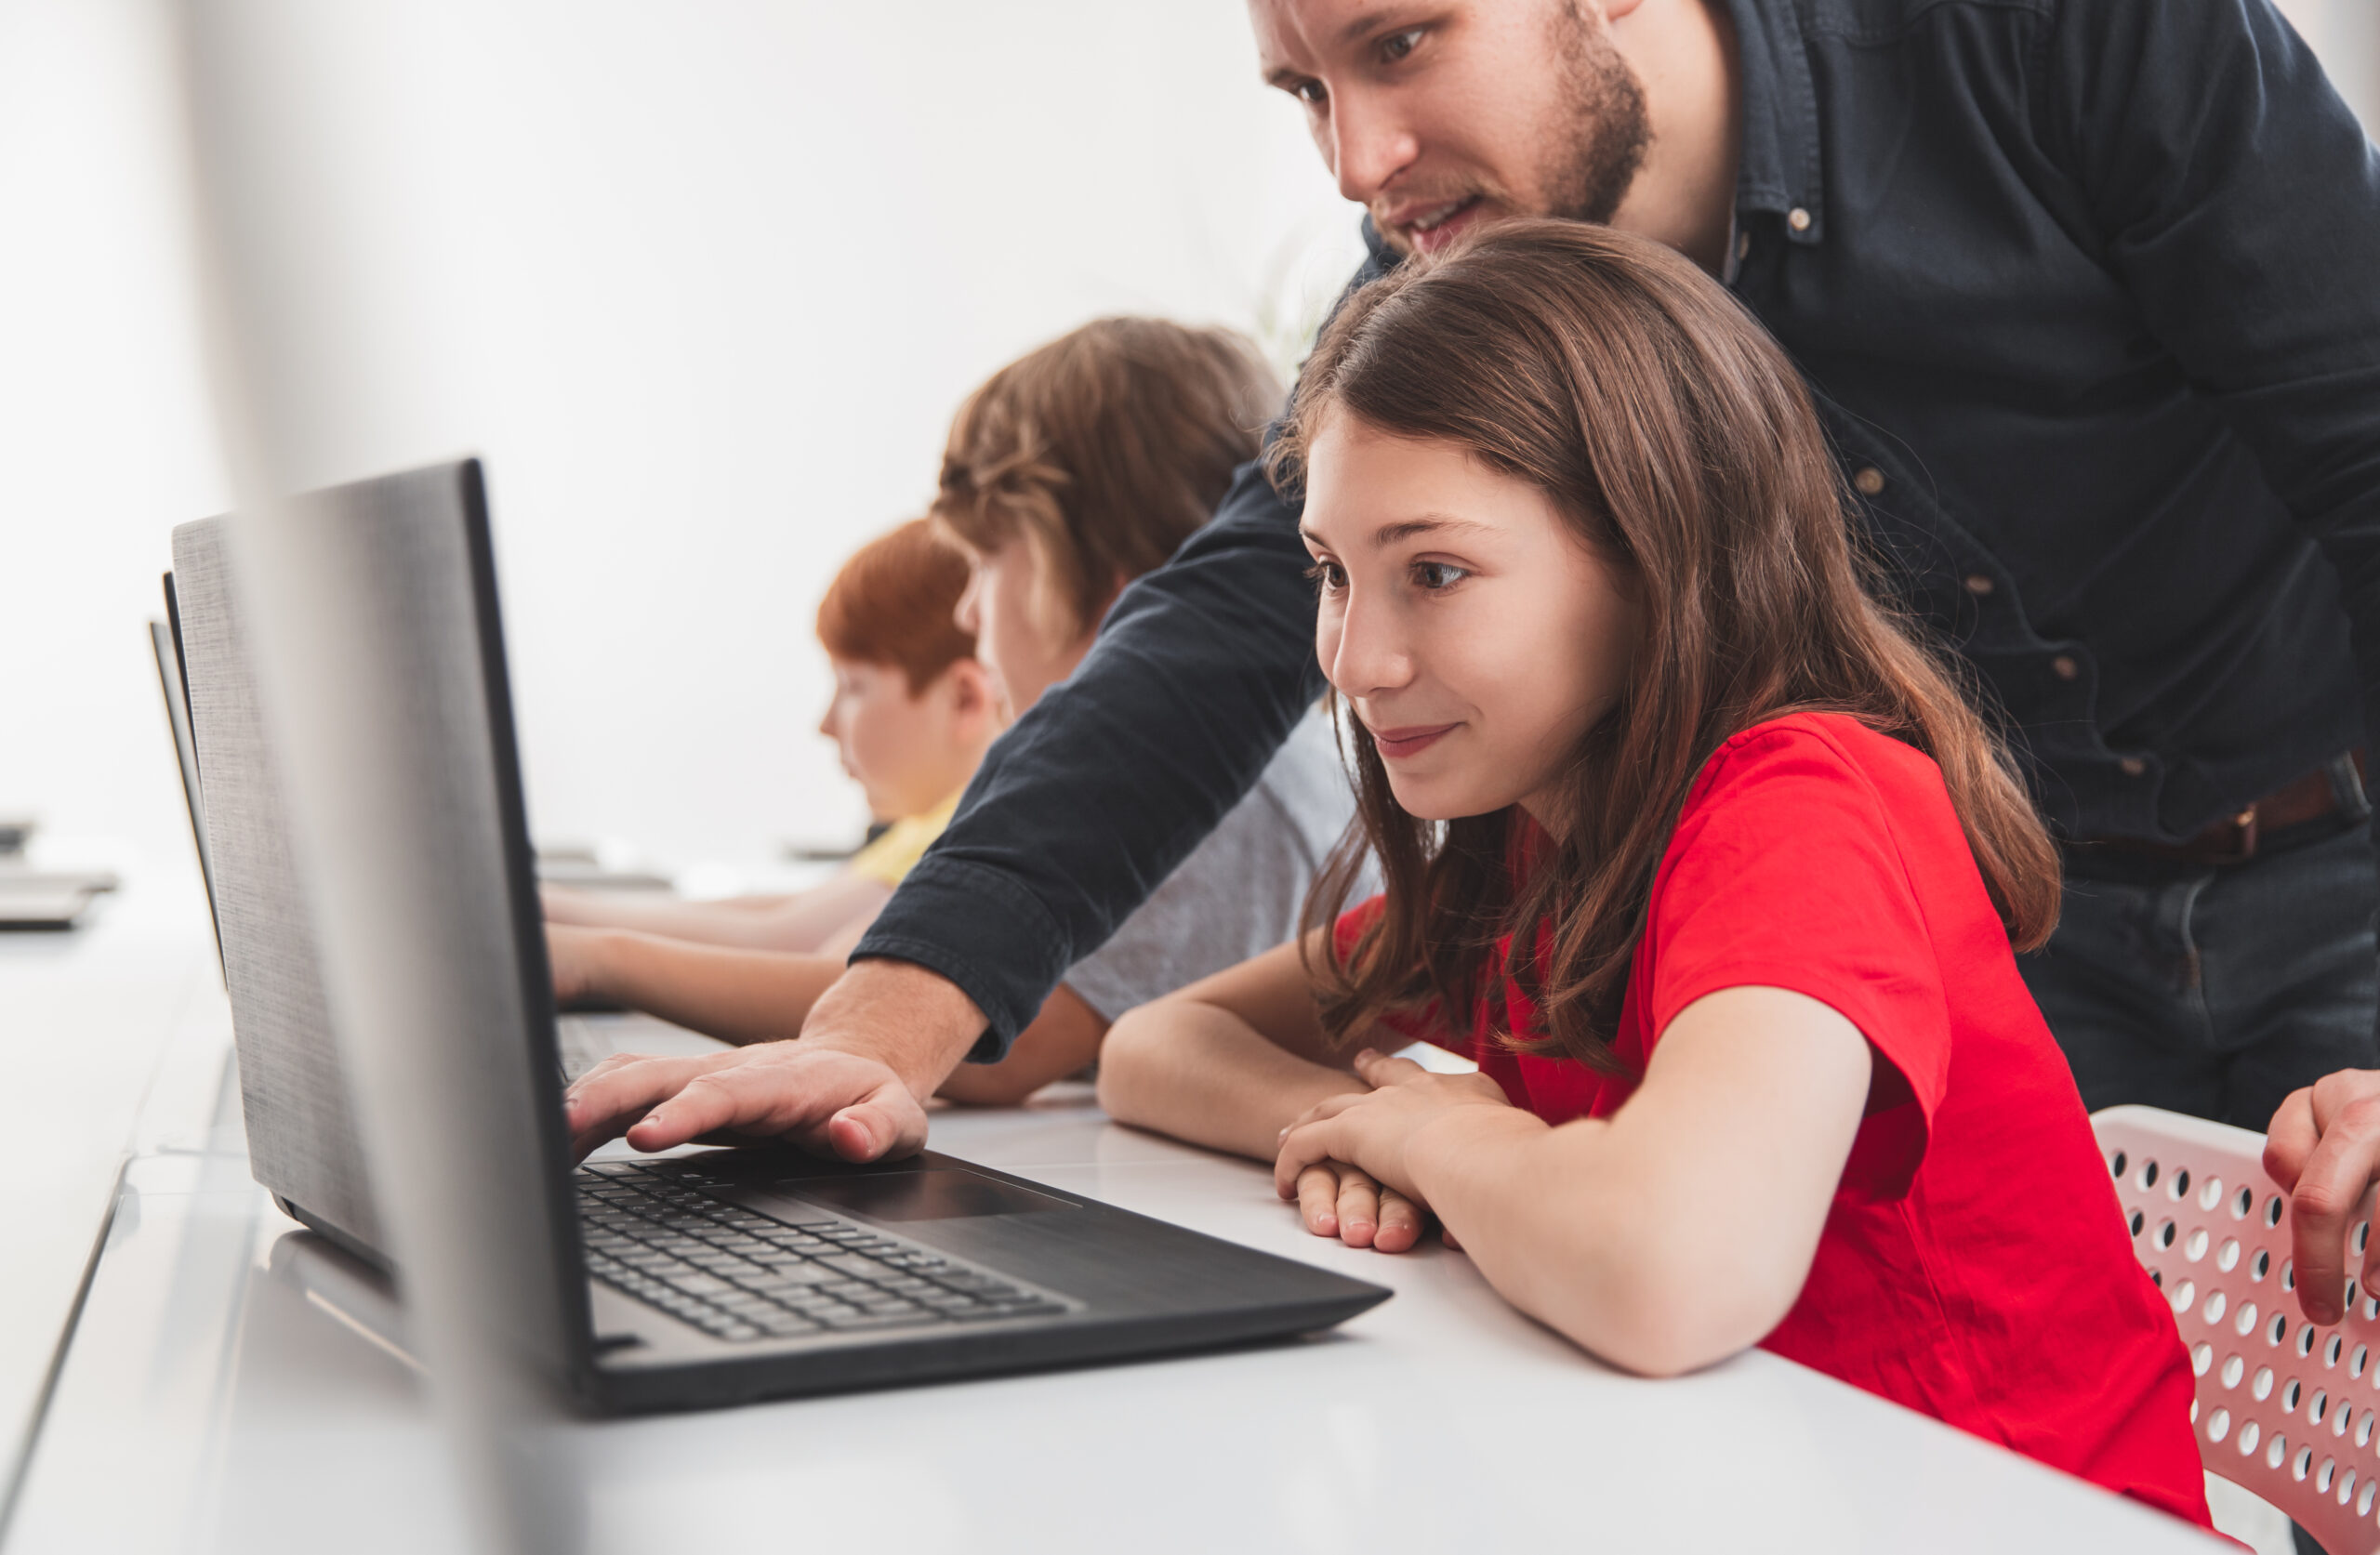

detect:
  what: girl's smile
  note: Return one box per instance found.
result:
[1367,720,1461,760]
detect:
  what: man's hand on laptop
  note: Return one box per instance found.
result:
[562,958,989,1164]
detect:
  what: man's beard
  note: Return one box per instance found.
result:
[1546,5,1652,227]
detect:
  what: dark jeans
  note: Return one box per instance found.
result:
[2019,773,2380,1132]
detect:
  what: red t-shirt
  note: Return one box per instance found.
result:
[1339,712,2209,1525]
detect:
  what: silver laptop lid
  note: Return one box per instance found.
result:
[172,517,386,1251]
[170,459,593,1394]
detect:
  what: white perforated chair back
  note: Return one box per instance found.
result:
[2096,1104,2380,1554]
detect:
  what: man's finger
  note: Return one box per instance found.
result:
[822,1087,931,1163]
[563,1051,735,1161]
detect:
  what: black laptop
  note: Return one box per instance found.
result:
[166,458,1387,1412]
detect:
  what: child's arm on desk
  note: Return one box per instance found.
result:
[542,872,892,953]
[1097,940,1431,1251]
[547,925,842,1045]
[1276,985,1871,1377]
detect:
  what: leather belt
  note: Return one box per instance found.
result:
[2072,750,2368,867]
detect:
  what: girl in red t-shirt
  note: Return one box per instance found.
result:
[1094,220,2211,1526]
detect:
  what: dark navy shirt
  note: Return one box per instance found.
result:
[862,0,2380,1055]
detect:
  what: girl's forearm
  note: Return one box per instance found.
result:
[1098,1002,1366,1161]
[1405,1110,1712,1376]
[587,931,843,1046]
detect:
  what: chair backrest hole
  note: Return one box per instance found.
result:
[2286,1377,2304,1413]
[2171,1167,2192,1201]
[2254,1248,2273,1282]
[2235,1185,2254,1219]
[2218,1237,2241,1272]
[2200,1176,2225,1212]
[2254,1364,2275,1401]
[2270,1194,2289,1229]
[2238,1300,2260,1338]
[2222,1353,2246,1389]
[2187,1228,2211,1262]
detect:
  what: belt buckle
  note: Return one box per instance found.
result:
[2225,805,2260,861]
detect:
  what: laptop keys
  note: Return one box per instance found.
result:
[575,1162,1069,1341]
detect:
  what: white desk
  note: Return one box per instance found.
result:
[1,884,2227,1553]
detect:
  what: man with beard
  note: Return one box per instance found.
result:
[565,0,2380,1222]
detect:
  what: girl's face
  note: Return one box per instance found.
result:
[817,656,998,823]
[951,537,1098,720]
[1301,414,1643,833]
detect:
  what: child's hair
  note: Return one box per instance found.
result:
[813,519,977,693]
[931,317,1282,639]
[1276,218,2060,1073]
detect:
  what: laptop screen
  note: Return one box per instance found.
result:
[171,459,594,1392]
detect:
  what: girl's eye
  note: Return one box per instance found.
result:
[1304,559,1348,593]
[1379,27,1423,65]
[1292,78,1328,108]
[1411,560,1468,591]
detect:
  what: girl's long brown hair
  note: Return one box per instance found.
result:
[1277,220,2058,1073]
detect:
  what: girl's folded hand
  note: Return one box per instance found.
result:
[1274,1049,1521,1251]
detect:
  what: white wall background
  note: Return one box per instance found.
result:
[1,0,1364,880]
[2,0,2373,884]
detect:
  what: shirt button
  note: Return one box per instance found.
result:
[2119,758,2148,777]
[1788,206,1813,233]
[1963,573,1995,597]
[1852,467,1885,497]
[2051,654,2080,681]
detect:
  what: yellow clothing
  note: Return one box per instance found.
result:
[845,791,961,886]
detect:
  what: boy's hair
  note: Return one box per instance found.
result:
[931,317,1282,639]
[813,519,976,693]
[1276,219,2060,1074]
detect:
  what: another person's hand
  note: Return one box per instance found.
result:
[2267,1069,2380,1324]
[560,957,986,1165]
[1274,1049,1522,1252]
[563,1042,929,1165]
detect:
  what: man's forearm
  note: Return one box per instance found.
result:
[800,959,991,1100]
[853,454,1327,1055]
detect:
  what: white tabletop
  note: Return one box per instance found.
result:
[0,881,2228,1554]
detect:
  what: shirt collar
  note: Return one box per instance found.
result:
[1718,0,1827,244]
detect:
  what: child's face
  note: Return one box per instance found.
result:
[951,538,1094,720]
[817,657,990,823]
[1300,413,1642,834]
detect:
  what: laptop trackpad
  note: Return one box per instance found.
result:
[781,1168,1075,1221]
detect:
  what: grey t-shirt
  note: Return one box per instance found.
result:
[1063,710,1356,1021]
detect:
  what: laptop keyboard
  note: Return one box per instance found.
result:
[575,1161,1070,1343]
